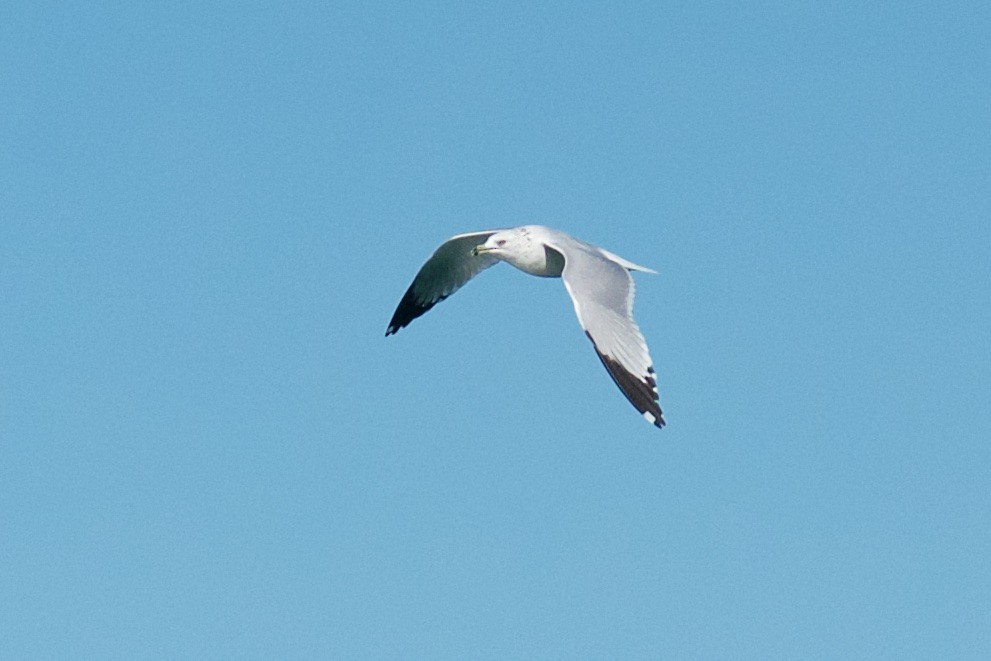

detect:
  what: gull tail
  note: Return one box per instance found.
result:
[598,248,657,274]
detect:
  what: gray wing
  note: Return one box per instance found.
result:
[551,241,665,428]
[386,230,503,336]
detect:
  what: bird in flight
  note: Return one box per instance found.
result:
[386,225,665,428]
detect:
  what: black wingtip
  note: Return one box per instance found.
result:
[585,332,665,429]
[385,288,448,338]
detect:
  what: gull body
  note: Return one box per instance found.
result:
[386,225,666,428]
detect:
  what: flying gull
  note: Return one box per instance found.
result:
[386,225,665,428]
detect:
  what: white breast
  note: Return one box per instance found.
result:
[502,241,565,277]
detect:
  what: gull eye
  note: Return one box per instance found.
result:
[496,239,507,247]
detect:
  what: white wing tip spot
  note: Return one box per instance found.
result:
[642,411,656,424]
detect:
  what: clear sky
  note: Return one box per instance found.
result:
[2,2,989,659]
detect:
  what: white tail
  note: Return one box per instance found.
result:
[598,248,657,274]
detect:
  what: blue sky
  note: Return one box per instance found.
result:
[2,1,989,658]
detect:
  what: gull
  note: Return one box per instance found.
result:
[386,225,665,428]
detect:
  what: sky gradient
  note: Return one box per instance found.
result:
[2,2,990,658]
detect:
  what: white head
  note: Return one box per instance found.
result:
[472,227,531,259]
[471,226,564,277]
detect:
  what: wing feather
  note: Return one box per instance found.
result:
[553,241,665,428]
[385,230,503,336]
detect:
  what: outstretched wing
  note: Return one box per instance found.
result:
[551,241,665,428]
[386,230,503,336]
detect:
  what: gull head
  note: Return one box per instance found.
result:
[472,228,521,258]
[472,226,563,277]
